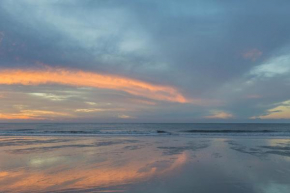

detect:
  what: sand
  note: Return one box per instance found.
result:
[0,136,290,193]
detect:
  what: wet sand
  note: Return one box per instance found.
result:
[1,136,290,193]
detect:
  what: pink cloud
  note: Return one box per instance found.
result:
[243,49,262,61]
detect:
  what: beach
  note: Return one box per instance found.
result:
[1,1,290,192]
[1,135,290,193]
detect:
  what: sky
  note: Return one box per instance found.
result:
[0,0,290,123]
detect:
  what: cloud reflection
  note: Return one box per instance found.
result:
[0,137,188,192]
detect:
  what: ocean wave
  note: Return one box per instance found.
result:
[0,123,289,137]
[0,129,290,137]
[182,129,279,133]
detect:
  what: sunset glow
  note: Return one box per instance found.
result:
[1,1,290,192]
[0,110,71,120]
[251,100,290,119]
[0,66,188,103]
[0,0,289,122]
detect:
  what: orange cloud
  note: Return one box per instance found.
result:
[205,111,233,119]
[0,66,188,103]
[0,113,32,120]
[251,100,290,119]
[0,110,71,120]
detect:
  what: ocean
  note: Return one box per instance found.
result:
[0,123,290,137]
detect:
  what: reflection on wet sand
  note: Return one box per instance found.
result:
[227,138,290,158]
[1,137,290,193]
[0,154,186,192]
[0,137,188,192]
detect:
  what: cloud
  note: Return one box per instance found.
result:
[0,113,31,120]
[0,31,4,45]
[246,95,262,99]
[251,100,290,119]
[0,110,71,120]
[0,66,189,103]
[205,111,234,119]
[118,114,134,119]
[243,49,262,61]
[85,102,98,106]
[1,0,290,122]
[29,93,69,101]
[250,55,290,78]
[129,99,156,106]
[75,108,126,113]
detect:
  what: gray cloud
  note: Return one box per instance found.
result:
[1,0,290,122]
